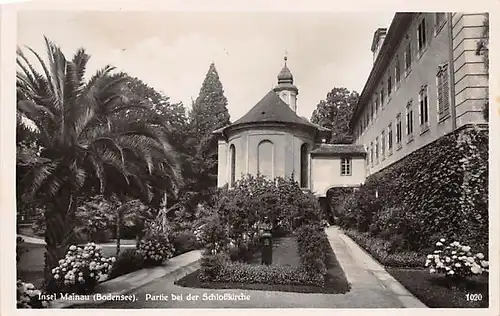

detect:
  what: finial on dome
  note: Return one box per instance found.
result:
[284,49,288,65]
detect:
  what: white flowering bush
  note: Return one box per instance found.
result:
[426,238,489,280]
[17,281,50,308]
[51,243,115,294]
[137,234,174,266]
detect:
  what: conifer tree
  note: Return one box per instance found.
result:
[190,63,231,136]
[187,63,231,203]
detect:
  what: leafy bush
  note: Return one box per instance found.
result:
[344,228,424,268]
[326,187,356,223]
[198,215,230,254]
[50,243,115,294]
[214,174,322,246]
[171,230,199,255]
[296,224,327,284]
[137,234,174,266]
[426,238,489,279]
[17,281,50,308]
[108,249,145,279]
[338,126,488,252]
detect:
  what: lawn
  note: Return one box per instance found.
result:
[387,268,489,308]
[17,240,135,288]
[175,236,350,294]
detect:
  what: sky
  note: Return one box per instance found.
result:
[17,10,395,121]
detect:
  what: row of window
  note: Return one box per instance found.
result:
[366,75,450,168]
[356,13,448,138]
[229,143,311,188]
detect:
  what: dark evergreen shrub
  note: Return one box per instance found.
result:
[108,249,145,279]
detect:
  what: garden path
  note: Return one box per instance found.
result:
[78,227,426,308]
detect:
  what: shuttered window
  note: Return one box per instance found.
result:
[437,63,450,120]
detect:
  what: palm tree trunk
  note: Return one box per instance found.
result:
[116,210,121,257]
[43,194,76,283]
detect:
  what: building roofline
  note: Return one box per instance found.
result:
[350,13,414,127]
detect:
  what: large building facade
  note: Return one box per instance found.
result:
[352,12,488,175]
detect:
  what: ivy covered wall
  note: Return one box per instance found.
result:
[336,125,488,253]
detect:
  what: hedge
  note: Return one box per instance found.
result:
[337,125,488,253]
[198,224,329,287]
[296,225,328,283]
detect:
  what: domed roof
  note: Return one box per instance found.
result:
[278,66,293,84]
[277,57,293,84]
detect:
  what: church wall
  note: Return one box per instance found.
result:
[217,126,316,186]
[247,129,293,180]
[217,140,228,187]
[227,134,245,184]
[310,156,366,197]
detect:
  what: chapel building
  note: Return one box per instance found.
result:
[213,57,366,197]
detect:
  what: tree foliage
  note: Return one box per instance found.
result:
[186,63,231,204]
[310,87,359,144]
[476,13,489,121]
[110,72,189,152]
[16,37,182,280]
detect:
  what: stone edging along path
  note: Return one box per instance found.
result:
[332,228,427,308]
[49,250,202,308]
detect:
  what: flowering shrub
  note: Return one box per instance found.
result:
[137,234,174,266]
[51,243,115,294]
[17,281,50,308]
[426,238,489,279]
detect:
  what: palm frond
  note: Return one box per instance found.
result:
[72,48,90,87]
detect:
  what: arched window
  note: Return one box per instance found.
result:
[230,144,236,186]
[300,143,308,188]
[257,140,274,179]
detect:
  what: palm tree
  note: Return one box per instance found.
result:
[16,37,183,283]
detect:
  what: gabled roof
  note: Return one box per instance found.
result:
[310,144,366,157]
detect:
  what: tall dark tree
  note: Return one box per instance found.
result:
[187,63,231,204]
[16,37,183,282]
[190,63,231,137]
[111,73,189,152]
[476,13,489,121]
[311,87,359,144]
